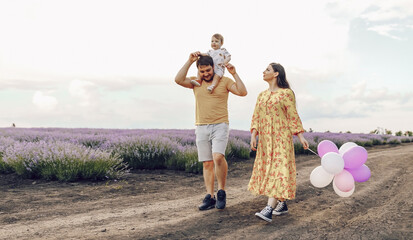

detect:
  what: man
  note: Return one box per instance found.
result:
[175,51,247,210]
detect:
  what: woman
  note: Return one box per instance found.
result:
[248,63,309,223]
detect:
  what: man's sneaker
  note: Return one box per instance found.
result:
[198,194,216,211]
[216,189,226,209]
[190,79,201,87]
[273,201,288,215]
[255,205,273,222]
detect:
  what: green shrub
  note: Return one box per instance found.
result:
[110,136,180,170]
[401,138,411,143]
[362,141,373,147]
[294,142,305,154]
[167,146,202,173]
[225,138,250,160]
[372,139,383,145]
[388,139,401,145]
[354,140,364,146]
[4,141,128,181]
[0,155,13,174]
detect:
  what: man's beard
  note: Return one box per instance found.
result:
[202,73,215,82]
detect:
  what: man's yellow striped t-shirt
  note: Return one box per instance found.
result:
[192,76,235,125]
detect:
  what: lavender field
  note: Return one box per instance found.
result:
[0,127,412,181]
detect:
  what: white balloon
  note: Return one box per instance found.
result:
[321,152,345,174]
[333,178,355,197]
[339,142,357,155]
[310,166,334,188]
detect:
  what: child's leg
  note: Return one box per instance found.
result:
[190,74,202,87]
[207,74,221,93]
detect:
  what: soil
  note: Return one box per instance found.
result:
[1,144,412,240]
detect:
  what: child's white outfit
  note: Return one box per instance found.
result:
[208,48,231,77]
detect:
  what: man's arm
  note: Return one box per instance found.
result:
[226,63,247,96]
[175,52,199,89]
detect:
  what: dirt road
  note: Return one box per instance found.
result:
[1,144,412,240]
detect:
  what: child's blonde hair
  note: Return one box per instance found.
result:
[212,33,224,45]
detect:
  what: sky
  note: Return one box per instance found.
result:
[0,0,412,134]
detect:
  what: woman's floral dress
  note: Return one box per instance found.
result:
[248,88,304,199]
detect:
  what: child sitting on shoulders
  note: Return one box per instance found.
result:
[191,33,231,93]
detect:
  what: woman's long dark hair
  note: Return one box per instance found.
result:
[271,62,297,104]
[270,63,290,89]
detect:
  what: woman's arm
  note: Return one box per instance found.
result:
[297,132,309,149]
[251,129,258,151]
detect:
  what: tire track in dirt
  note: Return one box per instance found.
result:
[212,144,413,240]
[1,144,412,239]
[0,155,319,239]
[134,144,413,240]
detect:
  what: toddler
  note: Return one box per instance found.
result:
[191,33,231,93]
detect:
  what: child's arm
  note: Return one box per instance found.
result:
[199,52,208,56]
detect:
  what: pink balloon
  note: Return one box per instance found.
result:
[342,146,368,169]
[334,169,355,192]
[317,140,339,158]
[347,164,371,182]
[333,179,355,197]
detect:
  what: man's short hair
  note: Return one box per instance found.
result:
[196,55,214,68]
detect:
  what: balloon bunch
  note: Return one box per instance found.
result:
[309,140,371,197]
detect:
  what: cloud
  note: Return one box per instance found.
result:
[298,81,413,123]
[0,78,59,90]
[298,93,367,121]
[0,74,172,93]
[337,81,413,106]
[288,66,349,86]
[326,0,413,23]
[360,0,413,22]
[298,81,413,133]
[325,0,374,22]
[327,0,413,40]
[32,91,58,111]
[360,1,413,40]
[81,76,170,91]
[367,24,406,40]
[69,79,99,107]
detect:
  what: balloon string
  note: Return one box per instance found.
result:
[307,148,319,157]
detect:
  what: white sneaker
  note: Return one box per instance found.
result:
[190,80,201,87]
[207,84,215,93]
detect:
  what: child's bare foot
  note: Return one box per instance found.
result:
[191,79,201,87]
[207,84,215,93]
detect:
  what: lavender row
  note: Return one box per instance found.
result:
[1,139,128,181]
[1,128,412,180]
[1,128,411,149]
[0,129,251,178]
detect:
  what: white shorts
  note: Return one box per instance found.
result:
[195,123,229,162]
